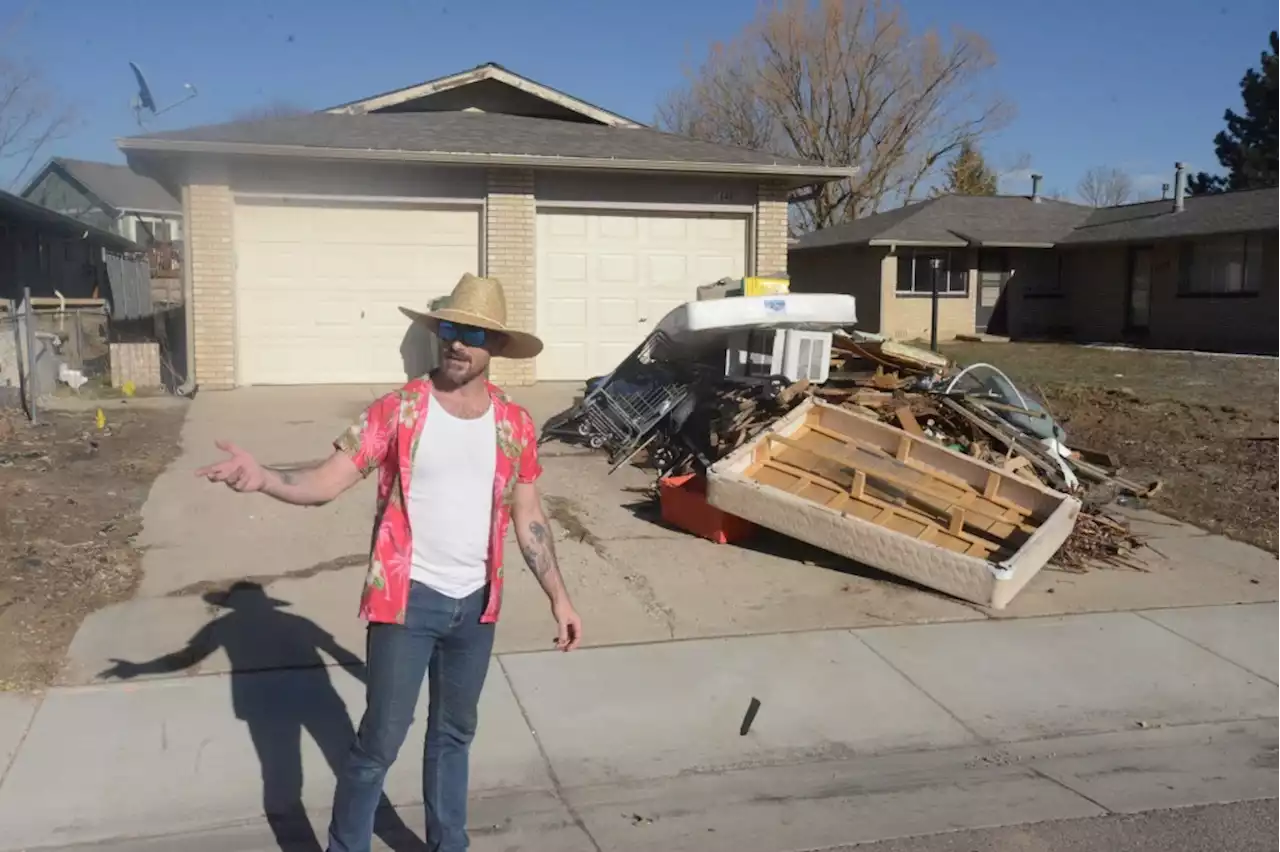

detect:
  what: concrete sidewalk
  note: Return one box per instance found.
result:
[1,603,1275,852]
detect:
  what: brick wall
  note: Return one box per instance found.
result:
[880,248,978,342]
[756,182,790,277]
[485,168,537,387]
[185,176,235,388]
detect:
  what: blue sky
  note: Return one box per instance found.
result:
[4,0,1274,200]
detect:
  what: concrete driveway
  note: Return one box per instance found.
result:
[61,384,1278,685]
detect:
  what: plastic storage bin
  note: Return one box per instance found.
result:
[659,474,756,544]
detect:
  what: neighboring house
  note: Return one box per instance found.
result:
[789,190,1092,341]
[117,61,847,388]
[0,187,152,318]
[1048,187,1277,354]
[790,174,1278,355]
[21,158,183,245]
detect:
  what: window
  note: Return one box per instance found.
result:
[896,249,968,295]
[138,218,172,244]
[1023,252,1066,296]
[1179,234,1263,295]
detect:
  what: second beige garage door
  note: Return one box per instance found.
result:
[234,200,481,385]
[536,210,749,380]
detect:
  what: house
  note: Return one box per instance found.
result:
[116,62,848,388]
[789,188,1092,341]
[1,187,171,394]
[0,187,147,311]
[789,171,1279,355]
[1048,184,1277,354]
[21,158,183,246]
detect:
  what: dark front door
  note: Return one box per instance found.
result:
[1126,247,1152,332]
[976,250,1008,332]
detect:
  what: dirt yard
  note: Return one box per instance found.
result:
[0,403,185,690]
[940,342,1279,553]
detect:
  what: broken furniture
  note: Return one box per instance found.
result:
[546,293,859,469]
[706,398,1081,609]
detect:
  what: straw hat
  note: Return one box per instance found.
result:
[400,273,543,359]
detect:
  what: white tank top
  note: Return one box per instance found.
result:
[407,401,496,598]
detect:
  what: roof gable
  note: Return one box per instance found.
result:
[120,111,848,183]
[22,157,180,216]
[327,62,643,128]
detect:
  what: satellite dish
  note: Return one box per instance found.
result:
[128,62,155,112]
[129,62,198,127]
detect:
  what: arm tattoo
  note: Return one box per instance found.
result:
[524,520,559,579]
[266,461,324,487]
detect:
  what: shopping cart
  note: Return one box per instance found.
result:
[571,331,696,466]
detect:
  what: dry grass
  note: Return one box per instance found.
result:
[939,342,1279,553]
[0,406,186,690]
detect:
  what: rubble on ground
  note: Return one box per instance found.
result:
[541,314,1153,579]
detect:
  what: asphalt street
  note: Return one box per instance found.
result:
[829,800,1278,852]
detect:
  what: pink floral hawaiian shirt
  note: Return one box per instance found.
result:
[334,377,542,625]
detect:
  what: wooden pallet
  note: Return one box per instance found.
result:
[733,399,1069,570]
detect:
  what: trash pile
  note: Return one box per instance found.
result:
[541,300,1148,582]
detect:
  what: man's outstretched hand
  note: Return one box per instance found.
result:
[196,441,267,493]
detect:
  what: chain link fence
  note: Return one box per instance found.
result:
[2,304,110,409]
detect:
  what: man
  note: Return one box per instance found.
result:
[196,273,582,852]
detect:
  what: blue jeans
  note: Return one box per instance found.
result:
[327,582,495,852]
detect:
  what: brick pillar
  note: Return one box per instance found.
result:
[485,168,537,387]
[755,181,790,277]
[185,174,236,388]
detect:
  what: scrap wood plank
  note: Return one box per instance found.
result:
[777,379,812,406]
[764,448,989,543]
[765,433,1028,539]
[762,457,847,495]
[939,398,1060,480]
[854,390,895,406]
[895,406,925,437]
[1069,456,1161,496]
[809,422,1033,519]
[778,432,1029,532]
[1002,455,1032,474]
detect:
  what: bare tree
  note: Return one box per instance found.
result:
[230,99,310,122]
[0,56,73,189]
[1076,166,1134,207]
[657,0,1012,232]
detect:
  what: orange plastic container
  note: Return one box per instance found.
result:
[659,473,756,544]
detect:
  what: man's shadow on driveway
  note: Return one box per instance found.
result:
[100,582,425,852]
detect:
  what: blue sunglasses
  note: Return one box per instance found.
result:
[437,320,490,348]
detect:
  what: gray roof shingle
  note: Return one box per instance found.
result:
[792,187,1278,250]
[120,111,839,176]
[54,158,180,215]
[1062,186,1278,244]
[792,195,1093,251]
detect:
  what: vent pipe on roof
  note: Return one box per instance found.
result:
[1173,162,1187,212]
[1161,183,1170,200]
[1030,173,1043,203]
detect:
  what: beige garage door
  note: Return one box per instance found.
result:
[536,210,749,380]
[234,200,481,384]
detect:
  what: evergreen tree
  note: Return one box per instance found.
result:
[935,141,999,196]
[1189,31,1278,194]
